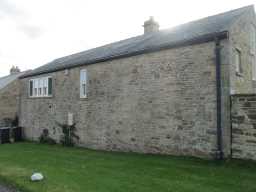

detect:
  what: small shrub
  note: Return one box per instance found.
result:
[39,129,56,145]
[56,122,79,147]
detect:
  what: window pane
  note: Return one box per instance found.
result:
[251,25,256,53]
[34,79,38,96]
[235,49,242,73]
[253,57,256,80]
[43,78,48,96]
[34,88,37,96]
[80,69,87,98]
[80,69,87,83]
[83,84,86,95]
[38,79,43,96]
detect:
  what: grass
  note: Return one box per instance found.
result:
[0,142,256,192]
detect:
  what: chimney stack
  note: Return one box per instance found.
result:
[143,16,159,34]
[10,66,20,74]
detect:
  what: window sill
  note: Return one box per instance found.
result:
[29,96,53,99]
[80,97,88,100]
[249,51,255,56]
[236,71,243,77]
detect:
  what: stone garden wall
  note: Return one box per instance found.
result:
[231,94,256,160]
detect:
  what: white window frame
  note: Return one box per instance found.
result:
[29,76,52,98]
[80,69,87,98]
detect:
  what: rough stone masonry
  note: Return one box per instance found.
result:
[231,94,256,160]
[20,42,219,158]
[19,6,256,159]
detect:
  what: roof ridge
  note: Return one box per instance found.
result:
[48,5,254,64]
[161,5,254,32]
[22,5,253,78]
[0,70,29,80]
[189,5,253,23]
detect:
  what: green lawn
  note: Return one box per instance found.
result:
[0,143,256,192]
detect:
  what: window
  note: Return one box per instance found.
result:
[253,57,256,80]
[251,25,256,80]
[29,77,52,97]
[250,25,256,54]
[235,48,242,74]
[80,69,87,98]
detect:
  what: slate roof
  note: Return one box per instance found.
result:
[0,71,28,90]
[21,5,253,78]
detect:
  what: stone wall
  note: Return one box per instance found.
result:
[0,80,20,126]
[221,9,256,157]
[231,94,256,160]
[20,41,220,158]
[229,8,256,94]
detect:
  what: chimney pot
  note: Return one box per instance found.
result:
[10,66,20,74]
[143,16,159,34]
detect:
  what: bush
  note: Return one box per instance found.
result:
[39,129,56,145]
[56,123,79,147]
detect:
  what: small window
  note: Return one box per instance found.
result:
[250,25,256,54]
[235,48,242,74]
[29,76,52,97]
[80,69,87,98]
[252,57,256,81]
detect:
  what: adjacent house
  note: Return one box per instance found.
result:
[19,5,256,159]
[0,67,28,127]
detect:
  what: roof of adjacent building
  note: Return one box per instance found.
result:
[0,71,28,90]
[21,5,254,78]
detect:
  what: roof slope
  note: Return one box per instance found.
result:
[0,72,27,90]
[22,5,253,78]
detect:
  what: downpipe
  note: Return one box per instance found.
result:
[215,37,223,160]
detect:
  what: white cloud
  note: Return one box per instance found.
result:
[17,24,43,39]
[0,0,255,77]
[0,0,22,18]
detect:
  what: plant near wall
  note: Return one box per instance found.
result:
[39,129,56,145]
[56,122,79,147]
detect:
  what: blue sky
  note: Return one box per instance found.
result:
[0,0,255,77]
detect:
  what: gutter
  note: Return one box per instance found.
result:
[215,37,224,160]
[20,31,228,79]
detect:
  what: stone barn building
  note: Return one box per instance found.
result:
[19,5,256,159]
[0,67,27,126]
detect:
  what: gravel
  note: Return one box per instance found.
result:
[0,184,17,192]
